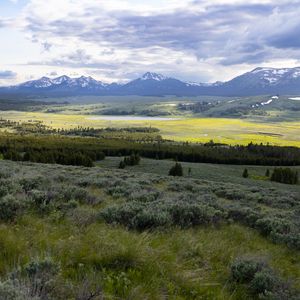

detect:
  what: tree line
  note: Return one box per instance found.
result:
[0,134,300,167]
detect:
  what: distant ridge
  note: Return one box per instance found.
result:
[2,67,300,96]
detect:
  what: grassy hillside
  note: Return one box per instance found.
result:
[98,157,300,189]
[0,160,299,299]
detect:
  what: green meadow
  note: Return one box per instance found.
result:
[1,110,300,146]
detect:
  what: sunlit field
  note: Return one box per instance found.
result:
[2,111,300,146]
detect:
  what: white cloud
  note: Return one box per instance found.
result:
[1,0,300,84]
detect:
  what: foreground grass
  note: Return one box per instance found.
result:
[1,215,299,299]
[0,160,299,299]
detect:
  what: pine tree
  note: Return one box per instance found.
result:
[119,160,126,169]
[242,168,249,178]
[169,162,183,176]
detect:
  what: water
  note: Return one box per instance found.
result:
[86,116,179,121]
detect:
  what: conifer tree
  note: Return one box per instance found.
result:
[242,168,249,178]
[169,162,183,176]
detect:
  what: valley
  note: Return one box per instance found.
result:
[1,94,300,146]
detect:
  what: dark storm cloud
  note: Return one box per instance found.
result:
[266,24,300,49]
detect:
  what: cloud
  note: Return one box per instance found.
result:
[0,70,17,79]
[42,42,52,52]
[4,0,300,82]
[48,71,57,76]
[21,1,292,63]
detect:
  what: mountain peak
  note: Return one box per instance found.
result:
[141,72,168,81]
[52,75,71,84]
[250,67,274,74]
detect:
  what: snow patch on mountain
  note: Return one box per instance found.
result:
[52,75,71,85]
[141,72,168,81]
[261,99,273,106]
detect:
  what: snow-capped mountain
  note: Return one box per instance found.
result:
[13,75,111,95]
[140,72,169,81]
[2,67,300,96]
[219,67,300,96]
[118,72,195,96]
[19,76,54,89]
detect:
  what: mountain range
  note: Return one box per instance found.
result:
[2,67,300,97]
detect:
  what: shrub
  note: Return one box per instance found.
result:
[0,180,10,197]
[250,270,277,295]
[132,209,171,230]
[255,217,291,237]
[230,257,297,299]
[19,176,46,192]
[24,257,60,299]
[230,257,265,283]
[169,202,224,228]
[100,199,224,230]
[129,189,160,202]
[28,189,52,213]
[227,207,261,227]
[67,207,97,227]
[0,280,24,300]
[0,194,27,222]
[0,258,61,300]
[286,233,300,250]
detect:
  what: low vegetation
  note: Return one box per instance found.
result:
[230,257,298,299]
[0,159,299,299]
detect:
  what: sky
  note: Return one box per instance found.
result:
[1,0,300,85]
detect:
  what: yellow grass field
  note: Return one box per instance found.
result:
[2,111,300,146]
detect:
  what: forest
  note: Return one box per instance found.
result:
[1,130,300,167]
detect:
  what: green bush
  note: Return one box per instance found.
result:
[0,194,27,222]
[19,176,46,192]
[0,280,24,300]
[24,257,60,299]
[230,257,265,283]
[100,200,224,230]
[255,217,291,237]
[230,257,297,299]
[250,270,277,295]
[67,206,97,227]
